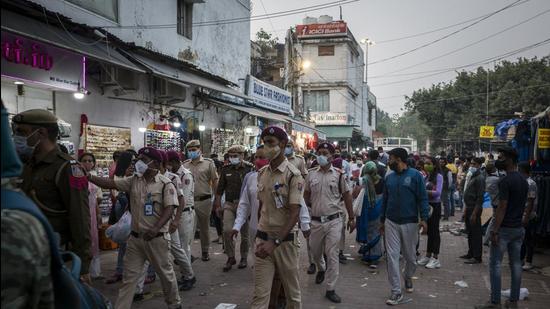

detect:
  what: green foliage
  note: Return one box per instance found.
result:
[403,56,550,149]
[254,28,278,56]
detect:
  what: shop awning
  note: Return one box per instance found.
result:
[211,100,289,123]
[286,117,327,140]
[316,126,357,139]
[1,10,145,73]
[123,51,252,101]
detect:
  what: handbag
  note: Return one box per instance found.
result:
[353,187,366,217]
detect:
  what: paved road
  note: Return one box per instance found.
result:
[93,212,550,309]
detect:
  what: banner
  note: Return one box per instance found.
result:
[246,75,291,114]
[479,126,495,139]
[312,112,348,125]
[296,22,347,38]
[539,128,550,149]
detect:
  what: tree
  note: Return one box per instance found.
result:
[254,28,278,57]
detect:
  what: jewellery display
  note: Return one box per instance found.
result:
[144,129,182,151]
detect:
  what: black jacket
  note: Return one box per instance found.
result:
[463,170,485,209]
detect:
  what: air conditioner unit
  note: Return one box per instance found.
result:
[100,66,137,91]
[100,65,118,86]
[156,79,186,99]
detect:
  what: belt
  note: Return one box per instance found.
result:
[311,212,341,223]
[194,194,212,202]
[256,230,295,242]
[183,207,195,212]
[130,231,164,239]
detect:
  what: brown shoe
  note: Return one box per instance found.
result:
[223,257,236,272]
[238,258,247,269]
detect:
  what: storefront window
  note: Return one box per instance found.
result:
[67,0,119,22]
[303,90,329,112]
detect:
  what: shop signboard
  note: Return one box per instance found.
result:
[1,31,83,91]
[296,22,347,38]
[312,112,348,125]
[479,126,495,139]
[538,128,550,149]
[246,75,291,114]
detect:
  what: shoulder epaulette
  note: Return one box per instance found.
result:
[158,174,173,184]
[308,166,319,172]
[286,162,301,176]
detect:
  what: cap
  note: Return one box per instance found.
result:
[332,157,343,169]
[227,145,246,154]
[317,142,335,153]
[166,150,181,162]
[388,147,408,162]
[186,139,200,148]
[260,126,288,143]
[12,109,58,125]
[138,147,163,163]
[158,150,168,163]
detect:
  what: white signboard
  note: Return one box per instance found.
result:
[246,75,291,114]
[1,31,82,91]
[312,112,348,125]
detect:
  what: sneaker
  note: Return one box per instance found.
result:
[522,262,533,271]
[425,258,441,269]
[474,301,501,309]
[338,251,348,265]
[417,256,430,266]
[405,278,413,293]
[386,293,404,305]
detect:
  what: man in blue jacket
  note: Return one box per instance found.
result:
[380,148,429,306]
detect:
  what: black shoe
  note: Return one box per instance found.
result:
[133,293,144,301]
[202,252,210,261]
[315,271,325,284]
[307,263,316,274]
[238,258,248,269]
[223,257,236,272]
[325,290,342,303]
[191,255,198,263]
[179,277,196,291]
[338,252,348,265]
[459,254,472,259]
[464,258,482,264]
[405,278,414,293]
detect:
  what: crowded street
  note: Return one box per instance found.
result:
[2,0,550,309]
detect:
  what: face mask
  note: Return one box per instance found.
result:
[255,158,269,170]
[188,150,200,160]
[495,159,506,171]
[469,167,478,174]
[13,130,40,158]
[264,145,281,160]
[424,164,434,174]
[317,155,330,166]
[284,146,294,156]
[134,160,151,177]
[229,157,241,165]
[389,161,399,171]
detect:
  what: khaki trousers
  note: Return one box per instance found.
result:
[115,235,180,309]
[339,211,348,251]
[194,199,212,253]
[223,202,249,259]
[178,208,196,261]
[252,238,301,309]
[310,217,343,291]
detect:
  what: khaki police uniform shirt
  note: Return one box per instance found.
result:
[20,148,91,273]
[183,156,218,197]
[287,155,308,177]
[257,159,304,236]
[216,162,253,203]
[164,171,184,198]
[176,165,195,208]
[305,166,349,217]
[114,173,179,233]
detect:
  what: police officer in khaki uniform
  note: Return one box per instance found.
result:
[213,145,253,272]
[285,140,308,177]
[252,126,304,309]
[12,109,91,279]
[183,140,218,261]
[304,142,356,303]
[88,147,181,309]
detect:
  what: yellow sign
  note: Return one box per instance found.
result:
[479,126,495,139]
[539,128,550,149]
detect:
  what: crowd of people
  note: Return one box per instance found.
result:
[1,106,539,309]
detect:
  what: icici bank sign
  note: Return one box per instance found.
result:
[296,22,347,38]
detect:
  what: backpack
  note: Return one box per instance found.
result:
[1,188,113,309]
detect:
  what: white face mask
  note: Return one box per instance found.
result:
[264,145,281,160]
[134,160,151,177]
[229,157,241,165]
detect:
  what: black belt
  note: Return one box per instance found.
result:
[183,207,194,212]
[256,230,295,242]
[130,231,164,239]
[194,194,212,202]
[311,213,341,223]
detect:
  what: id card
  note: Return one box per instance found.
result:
[144,203,153,216]
[273,191,284,209]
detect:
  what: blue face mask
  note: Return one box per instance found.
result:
[317,155,330,167]
[469,167,478,174]
[188,150,200,160]
[284,146,294,156]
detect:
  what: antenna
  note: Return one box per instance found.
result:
[340,6,343,20]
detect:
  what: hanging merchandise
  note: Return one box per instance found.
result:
[84,124,132,167]
[154,115,171,131]
[145,129,182,151]
[210,128,242,156]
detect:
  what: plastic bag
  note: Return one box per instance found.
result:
[353,187,365,217]
[106,211,131,243]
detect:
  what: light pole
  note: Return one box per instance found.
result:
[360,38,375,149]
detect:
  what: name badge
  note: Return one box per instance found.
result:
[144,192,154,216]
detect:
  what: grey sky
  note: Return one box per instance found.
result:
[249,0,550,116]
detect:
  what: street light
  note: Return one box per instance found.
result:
[198,125,206,132]
[360,38,375,85]
[301,59,312,70]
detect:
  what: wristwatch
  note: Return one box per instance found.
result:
[272,238,282,246]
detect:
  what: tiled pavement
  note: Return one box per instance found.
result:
[93,211,550,308]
